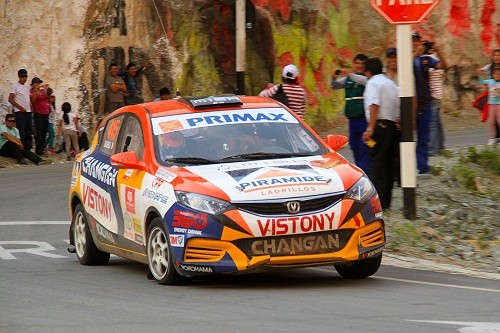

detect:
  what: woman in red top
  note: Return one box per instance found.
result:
[30,77,50,156]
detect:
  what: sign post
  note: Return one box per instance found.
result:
[370,0,440,220]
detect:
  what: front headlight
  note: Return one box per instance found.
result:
[175,191,234,215]
[344,176,374,202]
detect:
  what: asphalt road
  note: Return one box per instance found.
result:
[0,129,498,333]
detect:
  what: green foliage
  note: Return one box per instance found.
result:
[387,222,421,250]
[430,164,443,176]
[451,164,477,191]
[466,147,500,176]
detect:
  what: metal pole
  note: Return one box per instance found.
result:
[396,24,416,220]
[235,0,246,95]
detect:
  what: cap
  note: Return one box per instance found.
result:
[282,64,299,79]
[161,131,184,148]
[18,68,27,76]
[412,31,421,40]
[31,77,43,84]
[386,47,397,57]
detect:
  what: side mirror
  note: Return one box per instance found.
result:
[110,151,146,170]
[324,134,349,151]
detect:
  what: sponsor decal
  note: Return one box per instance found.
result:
[238,174,328,193]
[81,156,118,187]
[362,246,383,259]
[155,168,177,182]
[142,189,168,204]
[173,227,202,235]
[169,234,185,247]
[258,186,317,196]
[132,218,142,234]
[125,187,135,214]
[311,157,342,169]
[172,211,207,230]
[134,234,144,243]
[151,109,298,135]
[71,161,81,187]
[96,223,116,245]
[83,183,112,221]
[123,169,133,180]
[256,212,336,236]
[179,264,213,273]
[250,233,341,256]
[152,177,166,189]
[124,213,133,230]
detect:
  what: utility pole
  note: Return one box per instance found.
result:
[235,0,246,95]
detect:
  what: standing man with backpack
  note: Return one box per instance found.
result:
[330,53,370,175]
[259,64,306,119]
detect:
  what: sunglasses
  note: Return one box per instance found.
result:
[19,74,28,78]
[7,120,16,123]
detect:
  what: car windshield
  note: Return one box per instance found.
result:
[151,107,328,165]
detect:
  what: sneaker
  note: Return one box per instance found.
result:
[486,139,496,146]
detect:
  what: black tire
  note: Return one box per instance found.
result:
[72,203,110,265]
[146,218,185,285]
[334,253,382,279]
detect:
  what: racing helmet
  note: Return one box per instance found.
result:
[161,131,184,148]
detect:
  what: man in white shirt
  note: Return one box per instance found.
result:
[362,58,400,210]
[8,68,33,151]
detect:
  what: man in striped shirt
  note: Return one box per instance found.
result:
[259,64,307,119]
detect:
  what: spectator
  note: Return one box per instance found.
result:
[479,67,500,146]
[121,61,149,105]
[105,63,127,114]
[0,114,49,165]
[57,102,81,161]
[477,49,500,142]
[258,64,307,119]
[153,87,172,101]
[362,57,400,210]
[384,47,398,82]
[45,89,57,155]
[412,31,444,174]
[8,69,33,151]
[330,53,370,174]
[425,42,448,156]
[30,77,50,156]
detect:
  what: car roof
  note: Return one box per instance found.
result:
[141,95,283,117]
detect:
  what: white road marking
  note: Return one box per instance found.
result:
[373,276,500,293]
[406,320,500,333]
[0,221,69,225]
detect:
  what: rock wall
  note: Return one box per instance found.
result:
[0,0,498,131]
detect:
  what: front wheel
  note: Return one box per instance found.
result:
[72,203,110,265]
[146,218,185,285]
[334,253,382,279]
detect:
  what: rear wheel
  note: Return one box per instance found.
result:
[334,253,382,279]
[146,218,185,285]
[72,203,110,265]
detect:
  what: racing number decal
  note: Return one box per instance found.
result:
[107,118,121,141]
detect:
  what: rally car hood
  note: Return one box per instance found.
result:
[172,153,363,202]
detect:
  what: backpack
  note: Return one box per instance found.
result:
[271,84,289,106]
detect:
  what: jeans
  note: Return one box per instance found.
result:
[14,112,33,151]
[416,103,432,174]
[348,117,370,175]
[428,99,445,156]
[34,113,49,155]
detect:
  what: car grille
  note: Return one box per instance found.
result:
[359,227,385,247]
[232,193,344,216]
[184,246,225,262]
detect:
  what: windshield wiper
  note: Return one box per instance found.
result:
[164,157,216,165]
[220,152,314,161]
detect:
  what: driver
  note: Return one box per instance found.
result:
[159,131,185,160]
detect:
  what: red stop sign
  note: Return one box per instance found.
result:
[371,0,440,25]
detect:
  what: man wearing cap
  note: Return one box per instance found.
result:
[30,77,50,156]
[259,64,306,119]
[330,53,370,174]
[412,31,445,174]
[8,69,33,151]
[385,48,398,82]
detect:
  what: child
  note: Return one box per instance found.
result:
[480,67,500,146]
[57,102,81,161]
[45,88,56,154]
